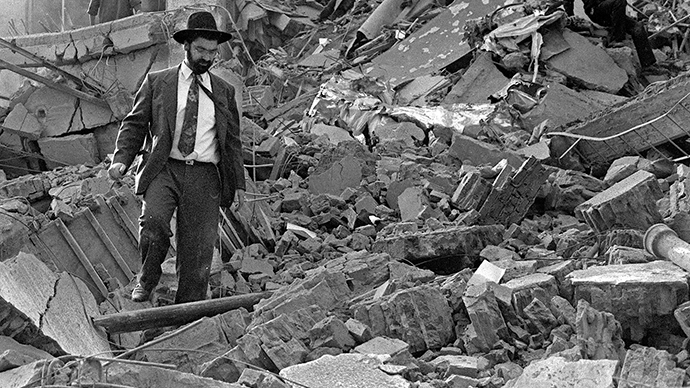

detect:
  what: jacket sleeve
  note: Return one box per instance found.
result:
[226,85,246,191]
[112,73,153,170]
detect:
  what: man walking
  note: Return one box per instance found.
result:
[109,11,245,304]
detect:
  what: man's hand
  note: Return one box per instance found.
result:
[108,162,127,180]
[232,189,246,211]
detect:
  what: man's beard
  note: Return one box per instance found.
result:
[187,51,212,74]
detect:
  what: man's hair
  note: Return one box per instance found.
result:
[184,32,221,44]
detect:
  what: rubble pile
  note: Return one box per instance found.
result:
[4,0,690,387]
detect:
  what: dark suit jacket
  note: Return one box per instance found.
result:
[112,65,245,207]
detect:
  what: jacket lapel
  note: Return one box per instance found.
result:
[162,66,179,139]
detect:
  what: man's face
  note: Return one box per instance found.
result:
[185,37,219,74]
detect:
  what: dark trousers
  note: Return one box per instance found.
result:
[137,158,221,304]
[585,0,656,67]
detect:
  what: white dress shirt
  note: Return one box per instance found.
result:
[170,62,219,164]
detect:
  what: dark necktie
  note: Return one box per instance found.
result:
[178,74,200,157]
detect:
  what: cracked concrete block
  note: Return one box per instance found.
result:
[398,186,427,221]
[0,252,110,357]
[575,299,627,363]
[38,133,100,169]
[309,316,356,351]
[0,336,55,373]
[24,87,76,138]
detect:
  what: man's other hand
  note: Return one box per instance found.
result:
[108,162,127,180]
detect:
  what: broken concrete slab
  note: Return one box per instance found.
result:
[462,280,510,354]
[373,121,425,147]
[0,252,110,357]
[354,336,409,357]
[443,51,509,105]
[362,0,504,87]
[503,356,618,388]
[546,29,628,94]
[351,284,454,353]
[279,353,410,388]
[576,299,627,363]
[575,170,663,233]
[105,361,246,388]
[568,261,689,341]
[398,186,427,221]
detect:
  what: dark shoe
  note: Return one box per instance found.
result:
[131,283,151,302]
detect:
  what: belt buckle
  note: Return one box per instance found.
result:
[185,159,194,166]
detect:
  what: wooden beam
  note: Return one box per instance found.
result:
[0,57,109,108]
[91,291,273,333]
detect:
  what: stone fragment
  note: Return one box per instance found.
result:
[354,336,410,357]
[345,318,373,344]
[0,360,68,388]
[310,123,353,144]
[576,300,626,363]
[520,82,606,130]
[451,171,491,211]
[575,170,663,233]
[398,187,427,221]
[351,285,454,353]
[523,298,558,337]
[240,258,275,276]
[479,245,520,262]
[279,353,410,388]
[537,260,578,299]
[503,356,618,388]
[618,345,685,388]
[491,259,538,282]
[430,355,487,378]
[462,277,509,354]
[504,273,559,317]
[568,261,689,341]
[546,29,627,93]
[550,296,577,327]
[445,374,481,388]
[309,316,356,351]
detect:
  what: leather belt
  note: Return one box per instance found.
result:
[168,158,213,167]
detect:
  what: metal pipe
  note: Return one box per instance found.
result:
[644,223,690,272]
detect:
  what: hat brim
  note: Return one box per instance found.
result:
[173,28,232,44]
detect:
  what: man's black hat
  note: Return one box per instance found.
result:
[173,11,232,44]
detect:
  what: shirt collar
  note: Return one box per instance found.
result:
[180,62,209,83]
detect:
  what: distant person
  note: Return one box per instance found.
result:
[88,0,141,25]
[563,0,656,68]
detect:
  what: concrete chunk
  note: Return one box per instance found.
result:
[38,134,100,169]
[443,51,509,105]
[576,300,627,363]
[351,285,454,353]
[308,154,363,196]
[575,170,663,233]
[568,261,689,341]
